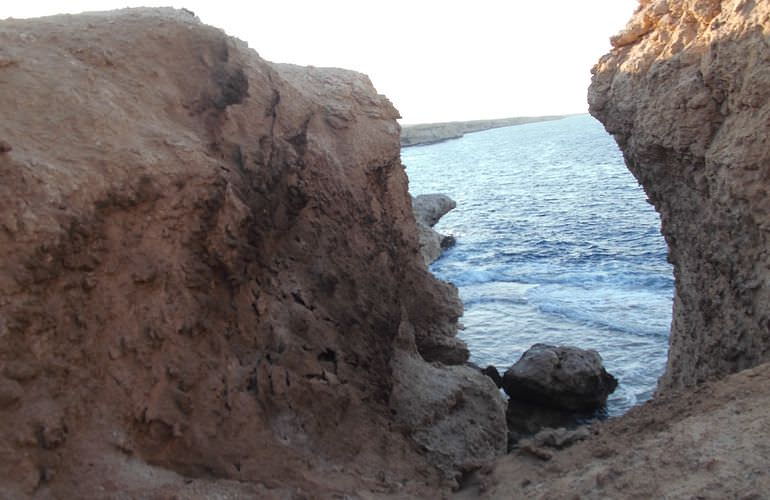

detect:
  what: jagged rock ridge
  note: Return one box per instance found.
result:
[0,9,505,498]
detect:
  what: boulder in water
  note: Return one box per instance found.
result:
[502,344,618,412]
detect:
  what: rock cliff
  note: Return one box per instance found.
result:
[0,9,504,497]
[455,3,770,497]
[589,0,770,391]
[458,2,770,496]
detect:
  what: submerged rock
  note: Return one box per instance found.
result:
[440,234,457,250]
[502,344,618,412]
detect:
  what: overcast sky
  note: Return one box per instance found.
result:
[3,1,638,124]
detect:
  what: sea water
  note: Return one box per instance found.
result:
[402,114,674,415]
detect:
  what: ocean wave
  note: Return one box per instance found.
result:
[525,284,671,338]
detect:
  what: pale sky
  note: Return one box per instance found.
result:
[2,1,638,124]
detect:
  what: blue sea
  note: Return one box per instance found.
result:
[402,114,674,415]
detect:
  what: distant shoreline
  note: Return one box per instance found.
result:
[400,114,571,148]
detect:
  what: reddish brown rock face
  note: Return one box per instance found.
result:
[589,0,770,392]
[0,9,504,497]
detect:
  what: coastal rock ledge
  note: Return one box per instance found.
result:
[589,0,770,392]
[0,9,504,498]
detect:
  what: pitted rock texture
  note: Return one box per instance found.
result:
[589,0,770,391]
[390,322,507,482]
[0,9,501,497]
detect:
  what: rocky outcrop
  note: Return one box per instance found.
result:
[401,115,567,147]
[502,344,618,412]
[0,9,503,497]
[413,193,457,265]
[390,322,507,481]
[504,399,591,449]
[589,0,770,391]
[413,194,457,227]
[500,344,616,447]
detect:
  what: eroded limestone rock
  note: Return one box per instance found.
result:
[589,0,770,391]
[390,348,507,485]
[413,193,457,265]
[0,8,499,497]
